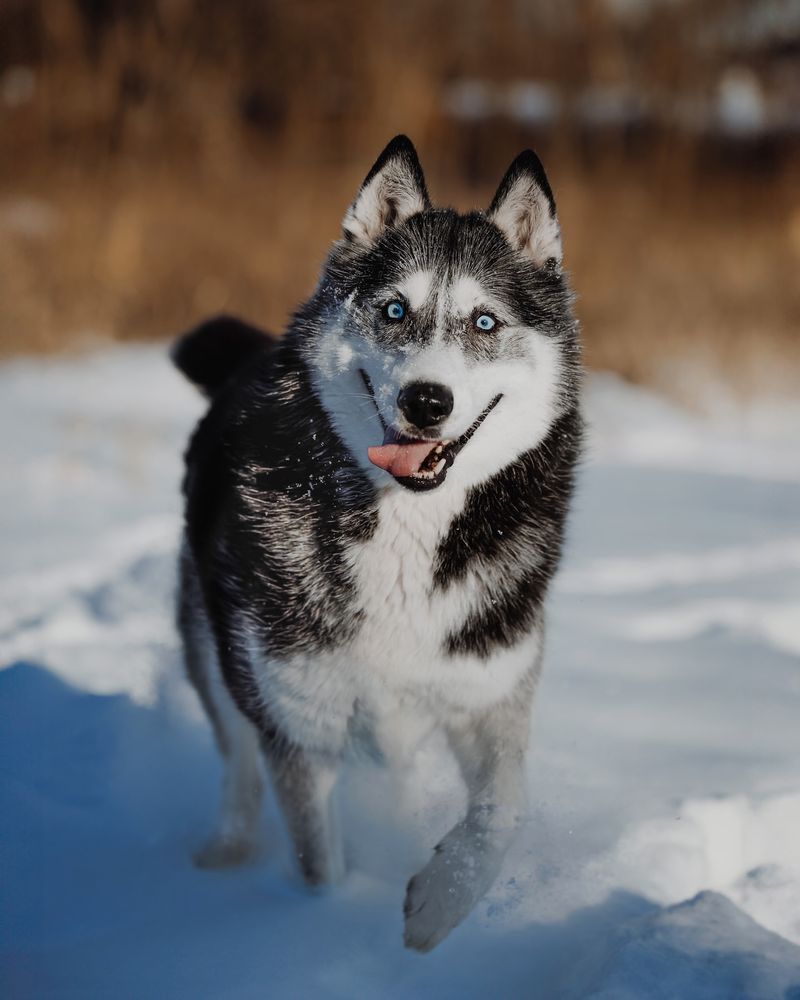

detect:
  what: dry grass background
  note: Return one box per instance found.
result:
[2,0,799,395]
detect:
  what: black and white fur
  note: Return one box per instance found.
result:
[174,136,581,952]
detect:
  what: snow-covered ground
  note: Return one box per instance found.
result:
[1,346,799,998]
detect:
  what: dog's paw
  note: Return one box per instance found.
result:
[403,824,506,952]
[403,862,459,953]
[193,834,260,870]
[402,854,478,952]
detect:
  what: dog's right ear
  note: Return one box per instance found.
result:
[342,135,430,245]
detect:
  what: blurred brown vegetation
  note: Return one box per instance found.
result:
[1,0,799,392]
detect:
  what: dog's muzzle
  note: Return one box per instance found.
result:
[359,370,502,492]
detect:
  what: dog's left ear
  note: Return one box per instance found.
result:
[343,135,430,244]
[488,150,562,269]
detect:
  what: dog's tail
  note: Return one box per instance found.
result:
[171,314,272,398]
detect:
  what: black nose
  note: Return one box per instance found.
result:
[397,381,454,430]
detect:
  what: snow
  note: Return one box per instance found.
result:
[1,346,799,997]
[566,891,800,1000]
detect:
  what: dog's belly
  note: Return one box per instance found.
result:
[249,487,540,754]
[251,634,539,757]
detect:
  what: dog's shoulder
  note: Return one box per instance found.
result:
[432,405,583,657]
[181,331,376,562]
[179,332,281,553]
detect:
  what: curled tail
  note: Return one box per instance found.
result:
[171,314,272,397]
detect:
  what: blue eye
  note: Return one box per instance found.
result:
[385,300,405,321]
[475,313,496,331]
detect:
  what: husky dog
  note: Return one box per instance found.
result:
[173,136,581,952]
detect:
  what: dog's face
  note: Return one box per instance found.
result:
[303,136,578,495]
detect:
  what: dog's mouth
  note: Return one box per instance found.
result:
[359,370,502,492]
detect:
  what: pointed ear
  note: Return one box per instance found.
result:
[342,135,430,244]
[488,150,562,268]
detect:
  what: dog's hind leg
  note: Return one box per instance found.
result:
[192,689,264,870]
[178,546,264,868]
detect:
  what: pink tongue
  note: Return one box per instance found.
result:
[368,440,437,478]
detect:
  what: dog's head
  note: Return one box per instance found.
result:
[302,135,579,495]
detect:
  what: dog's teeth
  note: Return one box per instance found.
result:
[434,459,445,475]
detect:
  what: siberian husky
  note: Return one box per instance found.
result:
[173,136,582,951]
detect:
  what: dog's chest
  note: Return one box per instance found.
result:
[346,488,470,676]
[356,492,440,611]
[251,484,539,753]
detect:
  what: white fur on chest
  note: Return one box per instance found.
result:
[250,485,540,755]
[350,486,467,664]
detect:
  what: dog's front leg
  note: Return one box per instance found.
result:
[403,688,532,952]
[264,740,344,887]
